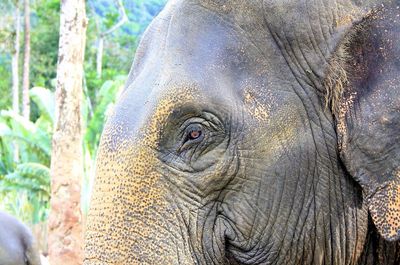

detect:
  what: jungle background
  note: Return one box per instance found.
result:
[0,0,167,262]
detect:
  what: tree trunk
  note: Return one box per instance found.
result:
[12,1,21,162]
[22,0,30,119]
[96,37,104,78]
[48,0,87,264]
[12,2,20,114]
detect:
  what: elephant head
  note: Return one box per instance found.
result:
[84,0,400,264]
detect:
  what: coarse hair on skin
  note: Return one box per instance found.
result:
[323,44,349,118]
[323,18,371,117]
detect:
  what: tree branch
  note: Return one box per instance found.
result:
[100,0,128,37]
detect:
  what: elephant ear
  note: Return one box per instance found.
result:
[326,4,400,241]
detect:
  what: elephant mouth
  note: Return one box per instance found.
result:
[214,214,270,265]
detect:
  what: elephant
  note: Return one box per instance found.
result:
[84,0,400,264]
[0,211,41,265]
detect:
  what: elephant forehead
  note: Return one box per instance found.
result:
[196,0,261,15]
[103,86,197,153]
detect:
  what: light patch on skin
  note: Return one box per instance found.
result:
[244,99,298,164]
[243,87,271,122]
[368,173,400,241]
[336,91,357,151]
[335,8,362,28]
[84,87,196,264]
[242,85,298,155]
[386,174,400,238]
[262,111,297,159]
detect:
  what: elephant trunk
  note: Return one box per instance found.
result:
[84,120,194,264]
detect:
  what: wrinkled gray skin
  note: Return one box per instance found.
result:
[0,211,41,265]
[85,0,400,264]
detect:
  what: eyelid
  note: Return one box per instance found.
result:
[179,119,220,134]
[179,117,205,130]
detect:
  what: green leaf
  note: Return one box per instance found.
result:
[0,110,51,158]
[15,163,50,187]
[30,87,55,123]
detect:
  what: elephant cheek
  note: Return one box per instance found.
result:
[84,139,184,264]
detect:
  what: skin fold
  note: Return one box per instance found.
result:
[0,211,41,265]
[84,0,400,264]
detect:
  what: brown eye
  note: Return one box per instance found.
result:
[184,124,204,143]
[188,128,202,140]
[178,123,209,153]
[179,124,205,153]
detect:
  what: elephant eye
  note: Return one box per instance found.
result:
[178,123,205,152]
[188,127,202,140]
[185,124,204,142]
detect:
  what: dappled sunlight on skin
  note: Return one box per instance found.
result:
[242,85,299,161]
[243,87,271,122]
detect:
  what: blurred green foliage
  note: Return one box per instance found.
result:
[0,87,53,223]
[0,0,167,224]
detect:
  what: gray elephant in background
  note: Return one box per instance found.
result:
[85,0,400,264]
[0,211,41,265]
